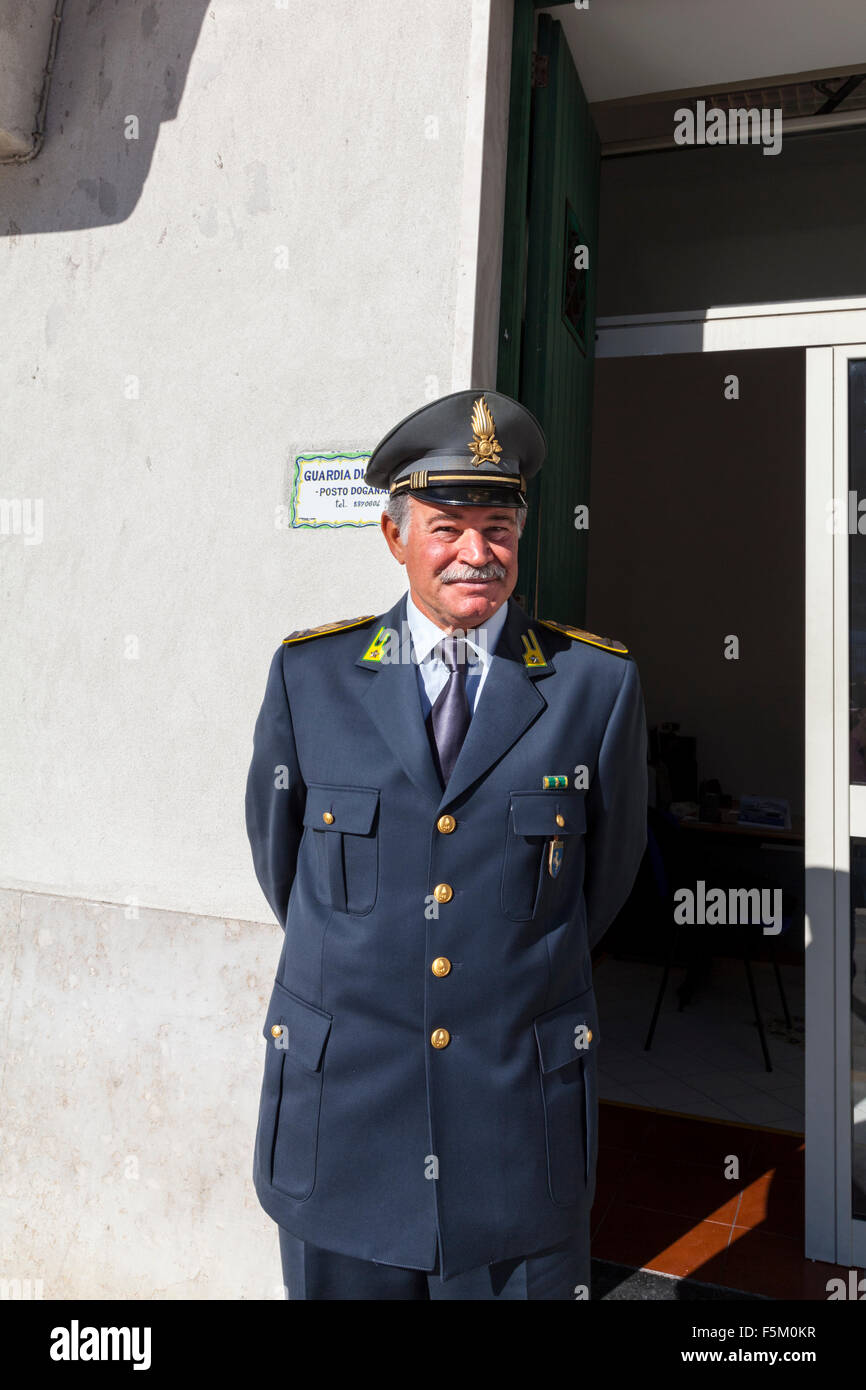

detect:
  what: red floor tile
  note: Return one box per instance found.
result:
[640,1112,760,1168]
[743,1130,805,1182]
[615,1151,743,1227]
[597,1101,656,1151]
[590,1103,834,1298]
[593,1201,733,1281]
[721,1227,831,1300]
[735,1172,804,1239]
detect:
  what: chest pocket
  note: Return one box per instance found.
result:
[501,790,586,922]
[303,784,380,915]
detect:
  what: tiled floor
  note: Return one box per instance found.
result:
[590,1102,863,1299]
[593,953,805,1128]
[587,953,865,1297]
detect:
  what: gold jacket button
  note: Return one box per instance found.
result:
[586,1028,593,1042]
[431,956,451,977]
[437,814,456,834]
[433,883,453,904]
[322,811,335,824]
[431,1027,451,1049]
[555,813,565,827]
[270,1024,283,1038]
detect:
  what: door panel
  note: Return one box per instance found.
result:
[516,12,600,622]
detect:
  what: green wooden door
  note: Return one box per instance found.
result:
[499,10,601,623]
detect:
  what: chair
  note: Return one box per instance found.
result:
[642,807,793,1072]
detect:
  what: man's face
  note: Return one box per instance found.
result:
[381,498,521,631]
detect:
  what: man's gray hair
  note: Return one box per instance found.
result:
[384,493,528,543]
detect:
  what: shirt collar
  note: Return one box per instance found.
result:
[405,590,508,667]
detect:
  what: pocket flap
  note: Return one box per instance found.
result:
[510,790,586,837]
[533,987,600,1073]
[262,980,333,1072]
[303,784,380,835]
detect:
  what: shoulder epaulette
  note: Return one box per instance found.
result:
[283,615,376,645]
[538,618,628,655]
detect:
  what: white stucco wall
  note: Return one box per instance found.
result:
[0,0,514,1298]
[0,0,512,922]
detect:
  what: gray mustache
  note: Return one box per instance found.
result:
[440,563,507,582]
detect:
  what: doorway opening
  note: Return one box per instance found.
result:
[589,346,805,1132]
[493,0,866,1289]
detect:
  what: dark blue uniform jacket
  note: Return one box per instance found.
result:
[245,591,647,1278]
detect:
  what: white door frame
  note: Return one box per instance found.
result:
[594,298,866,1269]
[596,296,866,359]
[831,344,866,1270]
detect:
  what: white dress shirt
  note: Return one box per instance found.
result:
[405,590,509,719]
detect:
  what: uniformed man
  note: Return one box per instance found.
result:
[245,388,648,1300]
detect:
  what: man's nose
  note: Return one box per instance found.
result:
[457,530,493,564]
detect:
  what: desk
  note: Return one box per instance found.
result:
[677,814,804,845]
[669,811,805,957]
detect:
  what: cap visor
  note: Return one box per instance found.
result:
[407,484,525,507]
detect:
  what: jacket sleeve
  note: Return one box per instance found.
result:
[583,657,648,952]
[245,644,306,930]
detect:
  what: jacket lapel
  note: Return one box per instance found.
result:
[355,593,556,810]
[356,593,443,805]
[438,598,554,809]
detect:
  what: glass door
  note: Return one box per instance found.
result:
[844,354,866,1262]
[807,344,866,1268]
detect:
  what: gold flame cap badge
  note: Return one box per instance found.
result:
[467,396,503,468]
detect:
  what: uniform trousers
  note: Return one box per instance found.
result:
[278,1216,591,1301]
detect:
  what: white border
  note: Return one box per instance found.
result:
[831,346,855,1268]
[805,346,838,1265]
[596,298,866,358]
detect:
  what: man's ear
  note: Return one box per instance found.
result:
[381,513,406,565]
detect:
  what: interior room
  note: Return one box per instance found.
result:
[517,0,866,1295]
[587,347,806,1129]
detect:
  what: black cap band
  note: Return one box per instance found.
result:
[396,483,527,508]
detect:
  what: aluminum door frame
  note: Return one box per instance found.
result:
[830,344,866,1268]
[591,301,866,1268]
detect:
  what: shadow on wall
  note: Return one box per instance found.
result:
[0,0,211,235]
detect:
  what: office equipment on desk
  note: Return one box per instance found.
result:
[737,794,792,831]
[673,798,804,843]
